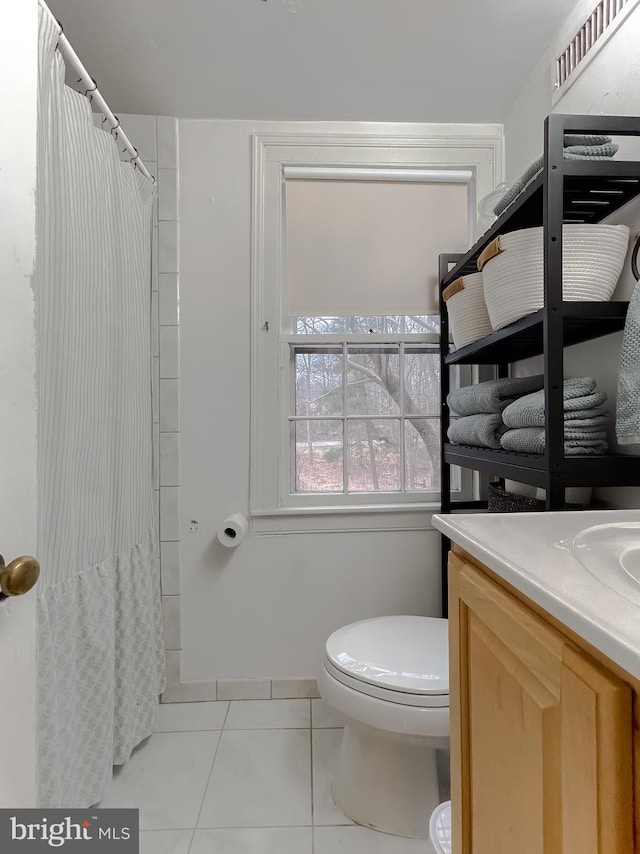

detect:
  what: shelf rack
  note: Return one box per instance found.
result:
[438,114,640,611]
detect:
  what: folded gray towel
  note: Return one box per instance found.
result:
[494,138,618,216]
[563,413,610,429]
[616,277,640,444]
[500,427,608,455]
[494,156,544,216]
[564,142,619,158]
[563,134,615,146]
[447,375,544,416]
[563,406,608,422]
[501,379,608,428]
[447,414,506,449]
[563,426,609,439]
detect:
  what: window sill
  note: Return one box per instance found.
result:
[251,503,440,534]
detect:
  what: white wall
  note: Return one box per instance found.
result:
[179,120,447,683]
[0,0,38,805]
[502,0,630,181]
[504,0,640,508]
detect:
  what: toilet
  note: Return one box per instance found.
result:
[318,615,449,839]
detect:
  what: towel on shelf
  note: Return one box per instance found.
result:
[616,275,640,444]
[493,156,544,217]
[500,427,609,456]
[494,135,619,217]
[447,414,506,450]
[447,374,544,416]
[561,412,610,428]
[501,378,608,428]
[563,142,619,158]
[563,133,615,146]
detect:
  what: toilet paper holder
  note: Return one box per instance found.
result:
[217,513,249,548]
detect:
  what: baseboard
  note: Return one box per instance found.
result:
[160,656,319,703]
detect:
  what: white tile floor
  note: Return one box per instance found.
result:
[99,698,439,853]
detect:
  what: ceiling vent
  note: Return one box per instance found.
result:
[554,0,637,93]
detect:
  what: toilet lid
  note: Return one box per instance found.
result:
[325,616,448,695]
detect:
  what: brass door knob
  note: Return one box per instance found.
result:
[0,554,40,599]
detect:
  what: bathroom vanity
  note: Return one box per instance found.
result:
[433,509,640,854]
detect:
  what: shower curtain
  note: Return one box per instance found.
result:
[35,8,165,807]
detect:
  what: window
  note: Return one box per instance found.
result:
[290,324,450,496]
[250,130,503,529]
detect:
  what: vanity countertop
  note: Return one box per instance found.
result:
[432,509,640,680]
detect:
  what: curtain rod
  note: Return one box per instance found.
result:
[283,166,474,183]
[38,0,153,182]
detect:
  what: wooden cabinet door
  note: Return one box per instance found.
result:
[448,553,633,854]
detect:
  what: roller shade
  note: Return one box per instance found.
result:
[285,178,469,317]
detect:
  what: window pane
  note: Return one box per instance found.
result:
[404,350,440,415]
[295,420,343,492]
[404,315,440,334]
[450,465,462,493]
[346,346,400,416]
[405,419,439,491]
[348,419,400,492]
[295,350,343,416]
[290,315,441,335]
[294,316,346,334]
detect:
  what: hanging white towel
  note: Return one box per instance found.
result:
[616,277,640,444]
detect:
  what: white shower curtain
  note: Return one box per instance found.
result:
[35,8,165,807]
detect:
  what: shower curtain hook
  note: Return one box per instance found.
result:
[83,77,98,97]
[55,20,63,50]
[109,116,121,138]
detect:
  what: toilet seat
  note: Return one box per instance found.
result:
[324,615,449,708]
[323,657,449,707]
[319,663,449,738]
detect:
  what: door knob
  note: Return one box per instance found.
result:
[0,554,40,599]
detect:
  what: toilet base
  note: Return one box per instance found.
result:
[332,723,441,839]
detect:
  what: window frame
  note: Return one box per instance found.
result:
[250,128,503,532]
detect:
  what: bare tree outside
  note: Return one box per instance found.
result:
[293,315,442,494]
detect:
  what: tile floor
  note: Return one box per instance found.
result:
[99,698,440,853]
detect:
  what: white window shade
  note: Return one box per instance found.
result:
[285,178,470,317]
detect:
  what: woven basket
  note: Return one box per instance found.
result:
[487,482,583,513]
[478,224,630,331]
[442,272,492,348]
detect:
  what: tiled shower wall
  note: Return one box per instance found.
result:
[115,114,183,698]
[118,116,319,702]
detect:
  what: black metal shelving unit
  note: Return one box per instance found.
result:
[438,113,640,610]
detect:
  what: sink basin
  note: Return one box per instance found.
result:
[572,521,640,605]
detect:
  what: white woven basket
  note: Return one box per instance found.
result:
[478,224,630,331]
[442,272,493,348]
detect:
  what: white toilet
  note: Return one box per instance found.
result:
[318,615,449,839]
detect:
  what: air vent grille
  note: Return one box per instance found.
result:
[555,0,630,89]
